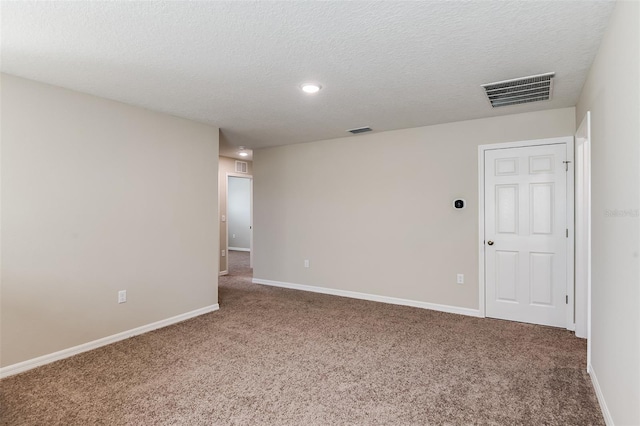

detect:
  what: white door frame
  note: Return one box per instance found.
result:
[575,112,591,365]
[226,172,254,269]
[478,136,575,330]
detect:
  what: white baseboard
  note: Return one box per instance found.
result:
[228,247,250,252]
[219,270,228,276]
[589,364,614,425]
[0,304,219,379]
[252,278,481,318]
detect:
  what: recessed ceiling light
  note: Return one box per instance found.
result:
[301,83,321,94]
[238,146,249,157]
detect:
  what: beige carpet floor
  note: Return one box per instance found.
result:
[1,251,603,425]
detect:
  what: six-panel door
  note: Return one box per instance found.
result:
[485,144,568,327]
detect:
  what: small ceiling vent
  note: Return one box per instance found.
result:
[481,72,555,108]
[347,127,372,134]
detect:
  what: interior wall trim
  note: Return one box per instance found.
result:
[0,304,219,379]
[589,364,614,425]
[252,278,481,318]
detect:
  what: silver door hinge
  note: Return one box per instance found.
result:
[566,228,569,238]
[563,160,572,171]
[566,295,569,304]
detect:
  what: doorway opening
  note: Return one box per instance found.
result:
[218,154,253,277]
[226,174,253,276]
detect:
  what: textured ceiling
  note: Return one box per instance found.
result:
[1,1,615,150]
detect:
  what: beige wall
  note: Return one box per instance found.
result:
[1,74,220,367]
[218,156,252,273]
[253,108,575,309]
[576,1,640,424]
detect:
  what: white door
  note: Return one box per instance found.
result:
[485,143,568,327]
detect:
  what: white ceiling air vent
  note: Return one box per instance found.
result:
[235,160,248,173]
[481,72,555,108]
[347,127,372,134]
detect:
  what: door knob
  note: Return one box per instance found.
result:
[487,241,494,246]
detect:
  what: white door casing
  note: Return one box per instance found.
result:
[483,143,569,328]
[575,112,591,349]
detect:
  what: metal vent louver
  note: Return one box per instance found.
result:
[481,72,555,108]
[235,160,248,173]
[347,127,372,134]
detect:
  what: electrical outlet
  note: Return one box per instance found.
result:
[221,250,226,257]
[457,274,464,284]
[221,215,226,222]
[118,290,127,304]
[232,234,236,239]
[304,259,310,268]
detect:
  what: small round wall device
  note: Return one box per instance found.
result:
[453,199,466,209]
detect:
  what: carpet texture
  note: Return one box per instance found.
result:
[1,251,603,425]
